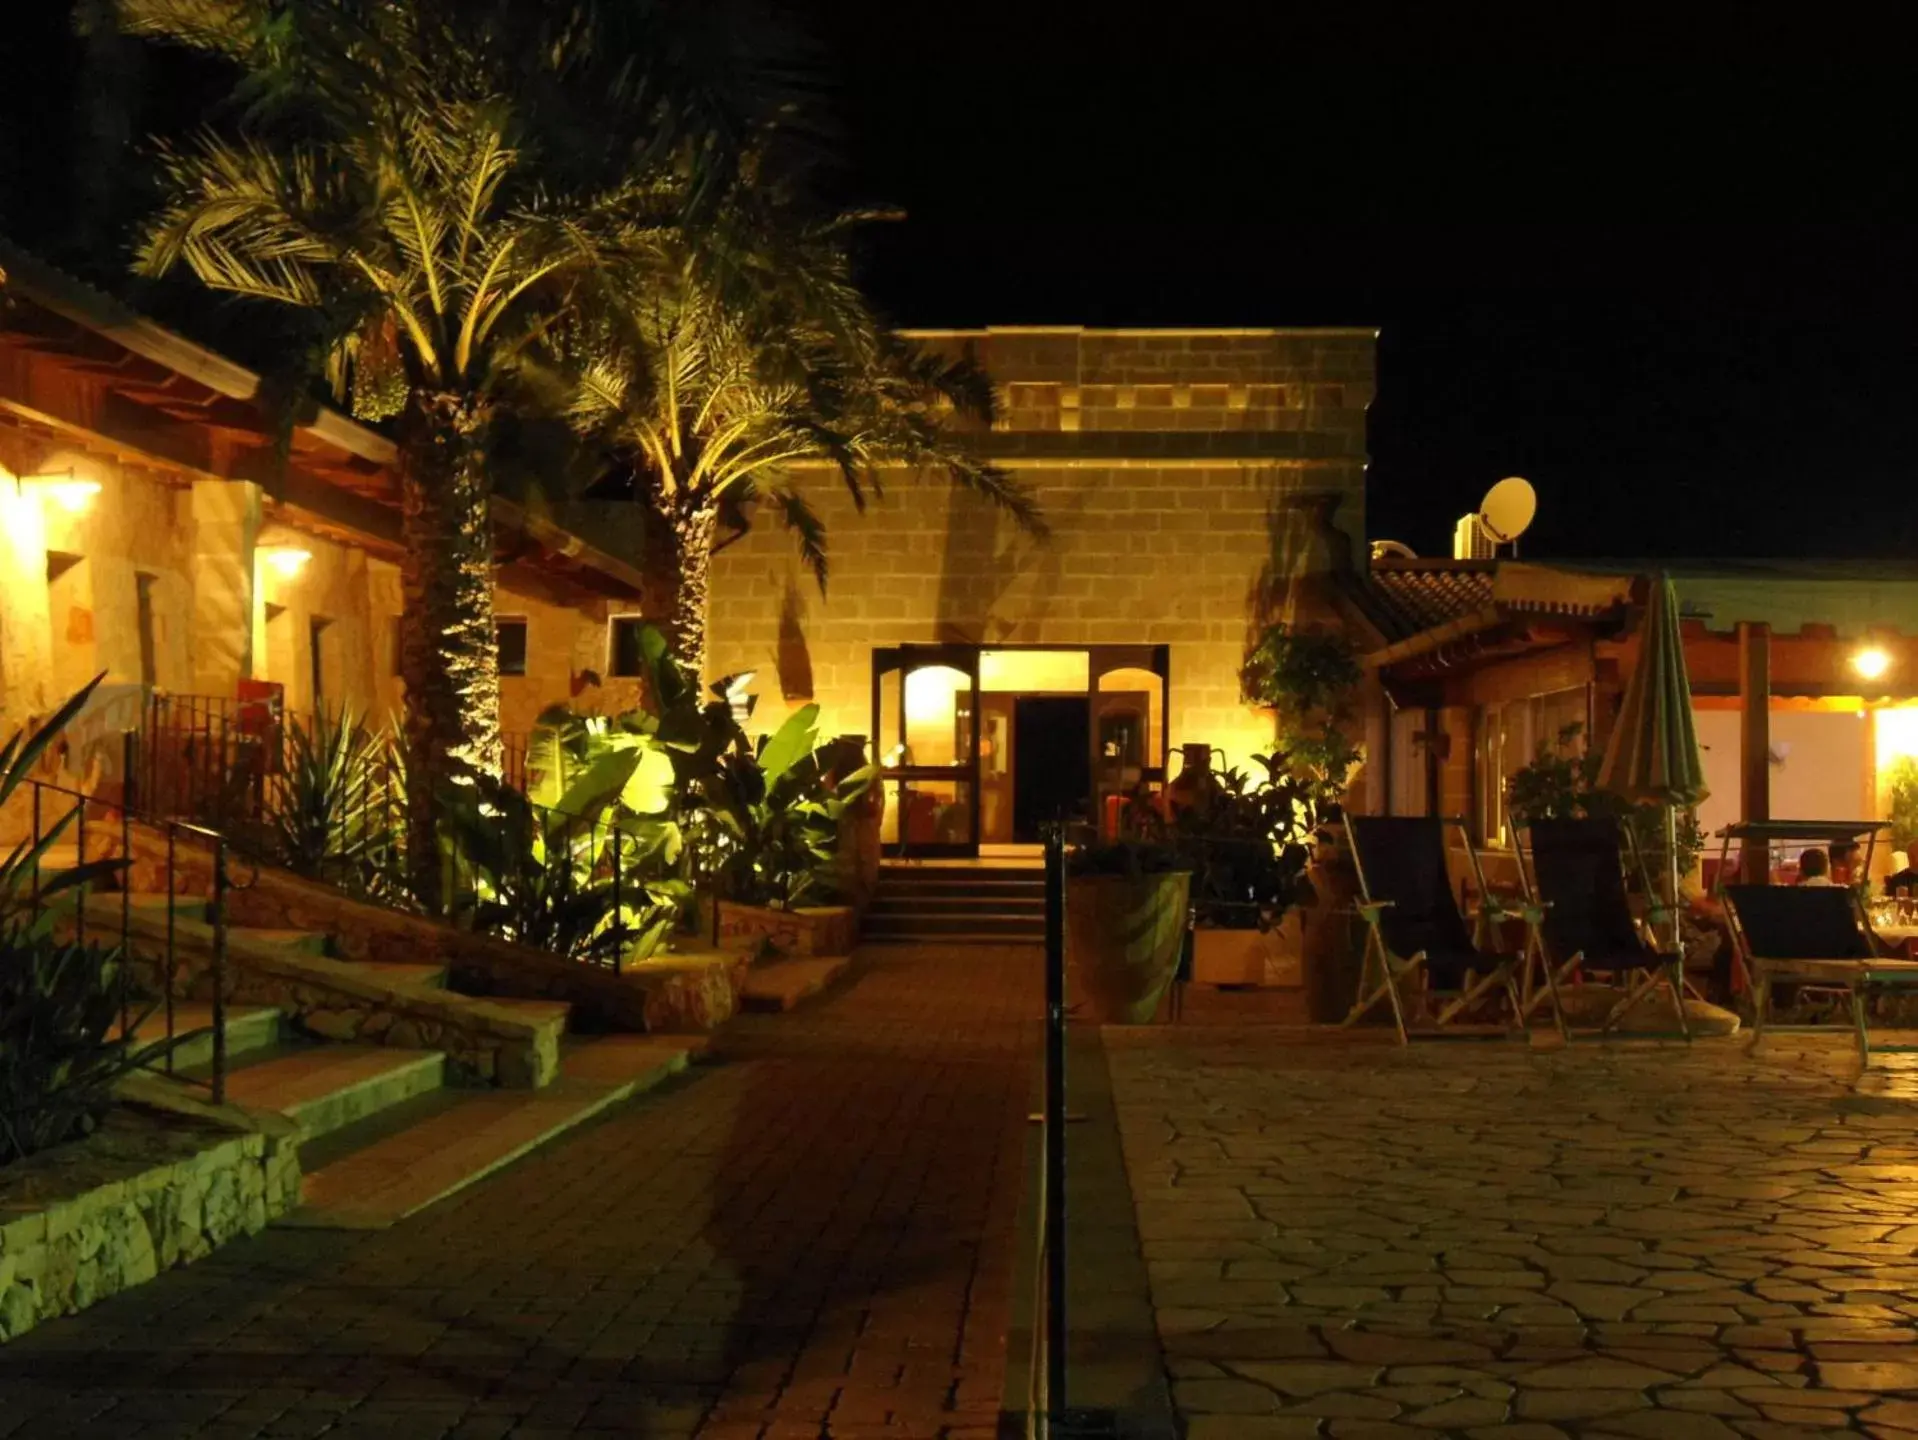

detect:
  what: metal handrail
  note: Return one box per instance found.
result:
[24,737,245,1104]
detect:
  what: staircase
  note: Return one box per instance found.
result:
[92,889,702,1229]
[863,862,1047,945]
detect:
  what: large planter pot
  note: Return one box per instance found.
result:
[1191,920,1302,988]
[1301,831,1364,1023]
[1066,870,1192,1024]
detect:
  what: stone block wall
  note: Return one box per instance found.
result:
[0,1100,300,1344]
[707,325,1376,775]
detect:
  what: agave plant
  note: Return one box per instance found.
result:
[0,918,175,1165]
[0,678,171,1165]
[1,676,128,921]
[266,711,409,902]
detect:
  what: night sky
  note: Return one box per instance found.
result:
[6,4,1913,563]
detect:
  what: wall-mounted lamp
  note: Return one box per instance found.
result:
[16,469,102,513]
[260,546,313,578]
[1853,646,1892,682]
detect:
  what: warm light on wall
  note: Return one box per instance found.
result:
[260,547,313,578]
[1854,646,1893,682]
[1878,708,1918,765]
[16,471,101,513]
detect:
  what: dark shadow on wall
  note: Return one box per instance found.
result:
[776,580,815,702]
[934,481,1064,645]
[1246,487,1354,652]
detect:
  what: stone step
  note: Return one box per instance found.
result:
[227,926,333,958]
[124,892,213,923]
[865,912,1047,938]
[282,1035,703,1229]
[877,871,1046,891]
[333,960,450,990]
[740,956,854,1012]
[861,930,1044,946]
[868,894,1046,916]
[114,1003,283,1070]
[218,1045,447,1142]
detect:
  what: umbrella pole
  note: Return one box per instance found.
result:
[1666,803,1682,954]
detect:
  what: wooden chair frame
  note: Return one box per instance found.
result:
[1344,815,1526,1044]
[1723,884,1918,1065]
[1515,818,1689,1044]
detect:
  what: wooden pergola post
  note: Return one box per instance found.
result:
[1738,621,1771,883]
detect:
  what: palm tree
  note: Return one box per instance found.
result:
[117,0,776,905]
[568,221,1048,678]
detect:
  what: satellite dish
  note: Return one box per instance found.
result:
[1478,476,1537,546]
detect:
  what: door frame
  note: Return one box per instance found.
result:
[872,642,1171,857]
[872,644,983,857]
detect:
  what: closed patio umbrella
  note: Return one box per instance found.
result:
[1597,572,1710,947]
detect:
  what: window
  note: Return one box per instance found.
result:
[496,617,529,677]
[309,617,332,711]
[609,616,649,678]
[1477,686,1589,847]
[135,572,159,688]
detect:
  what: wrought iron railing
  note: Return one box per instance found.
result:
[129,697,671,976]
[23,762,247,1104]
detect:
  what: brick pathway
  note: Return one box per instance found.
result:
[1106,1024,1918,1439]
[0,944,1039,1440]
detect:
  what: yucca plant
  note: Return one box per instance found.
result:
[266,710,406,898]
[0,678,170,1165]
[0,918,175,1165]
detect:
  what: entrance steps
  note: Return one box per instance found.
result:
[865,863,1047,944]
[80,883,704,1228]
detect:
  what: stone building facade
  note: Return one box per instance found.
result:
[706,326,1377,851]
[0,242,653,779]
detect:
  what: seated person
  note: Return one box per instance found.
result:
[1829,840,1864,886]
[1798,847,1835,886]
[1885,850,1918,897]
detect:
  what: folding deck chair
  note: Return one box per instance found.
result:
[1517,817,1688,1042]
[1723,884,1918,1064]
[1343,815,1526,1043]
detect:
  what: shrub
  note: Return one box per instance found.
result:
[0,678,166,1165]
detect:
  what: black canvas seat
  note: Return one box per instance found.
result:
[1519,817,1687,1040]
[1723,883,1918,1063]
[1344,816,1525,1043]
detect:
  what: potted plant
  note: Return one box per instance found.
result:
[1065,836,1191,1024]
[1239,624,1365,1019]
[1173,755,1313,986]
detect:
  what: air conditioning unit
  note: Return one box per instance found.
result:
[1453,513,1494,560]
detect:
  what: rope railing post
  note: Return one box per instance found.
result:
[1043,818,1068,1425]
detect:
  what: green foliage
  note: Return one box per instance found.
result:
[1887,755,1918,853]
[524,623,873,914]
[1238,623,1364,831]
[684,704,875,911]
[1507,723,1706,879]
[0,679,165,1165]
[0,919,170,1165]
[267,711,407,900]
[1170,756,1317,930]
[439,774,683,966]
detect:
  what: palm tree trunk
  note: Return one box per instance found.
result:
[666,503,718,681]
[398,393,500,910]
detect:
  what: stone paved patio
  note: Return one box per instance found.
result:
[0,944,1037,1439]
[1105,1025,1918,1439]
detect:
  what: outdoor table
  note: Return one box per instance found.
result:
[1873,922,1918,958]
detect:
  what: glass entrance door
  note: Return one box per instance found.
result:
[873,645,982,856]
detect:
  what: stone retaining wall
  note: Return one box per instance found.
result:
[124,828,744,1038]
[714,901,857,958]
[0,1091,299,1344]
